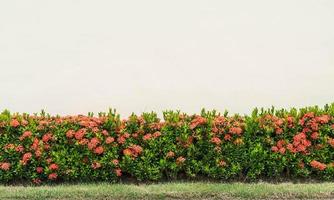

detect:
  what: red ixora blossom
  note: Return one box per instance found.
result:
[143,134,152,141]
[48,173,58,180]
[310,132,319,140]
[106,137,115,144]
[75,129,86,140]
[0,162,11,171]
[117,136,126,144]
[316,115,330,124]
[166,151,175,158]
[310,160,327,171]
[91,161,101,169]
[94,146,104,155]
[176,156,186,165]
[32,178,42,184]
[210,137,221,145]
[42,133,53,143]
[115,168,122,177]
[10,119,20,127]
[224,134,231,141]
[229,127,243,135]
[66,130,75,139]
[22,152,32,165]
[153,131,161,138]
[123,148,132,156]
[190,116,207,129]
[88,137,100,150]
[15,145,24,153]
[36,167,43,173]
[112,159,119,165]
[271,146,279,152]
[123,144,143,158]
[102,130,109,136]
[19,131,32,141]
[328,138,334,147]
[219,160,227,167]
[49,163,59,171]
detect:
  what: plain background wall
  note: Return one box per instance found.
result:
[0,0,333,117]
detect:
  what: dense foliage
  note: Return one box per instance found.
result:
[1,104,334,184]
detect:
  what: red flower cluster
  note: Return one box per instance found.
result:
[219,160,227,167]
[42,133,53,143]
[48,173,58,180]
[21,152,32,165]
[190,115,207,129]
[259,115,284,135]
[211,137,221,145]
[290,132,311,153]
[229,127,242,135]
[106,137,115,144]
[49,163,59,171]
[176,156,186,165]
[19,131,32,141]
[0,162,11,171]
[271,139,286,154]
[10,119,20,127]
[310,160,326,171]
[166,151,175,158]
[91,161,102,169]
[123,144,143,158]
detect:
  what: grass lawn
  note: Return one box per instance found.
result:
[1,182,334,200]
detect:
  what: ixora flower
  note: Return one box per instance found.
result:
[10,119,20,127]
[153,131,162,138]
[91,161,102,169]
[15,145,24,153]
[143,133,152,141]
[229,127,243,135]
[106,137,115,144]
[310,132,319,140]
[0,162,11,171]
[210,137,221,145]
[36,167,44,173]
[328,138,334,147]
[112,159,119,165]
[66,130,75,138]
[42,133,53,143]
[190,116,207,129]
[94,146,104,155]
[32,178,42,184]
[219,160,227,167]
[115,168,122,177]
[176,156,186,165]
[21,152,32,165]
[49,163,59,171]
[224,134,231,141]
[310,160,327,171]
[75,129,86,140]
[19,131,32,141]
[166,151,175,158]
[48,173,58,180]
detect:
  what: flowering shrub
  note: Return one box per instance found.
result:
[0,104,334,184]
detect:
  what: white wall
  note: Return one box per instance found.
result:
[0,0,333,117]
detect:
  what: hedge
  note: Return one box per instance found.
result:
[1,104,334,184]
